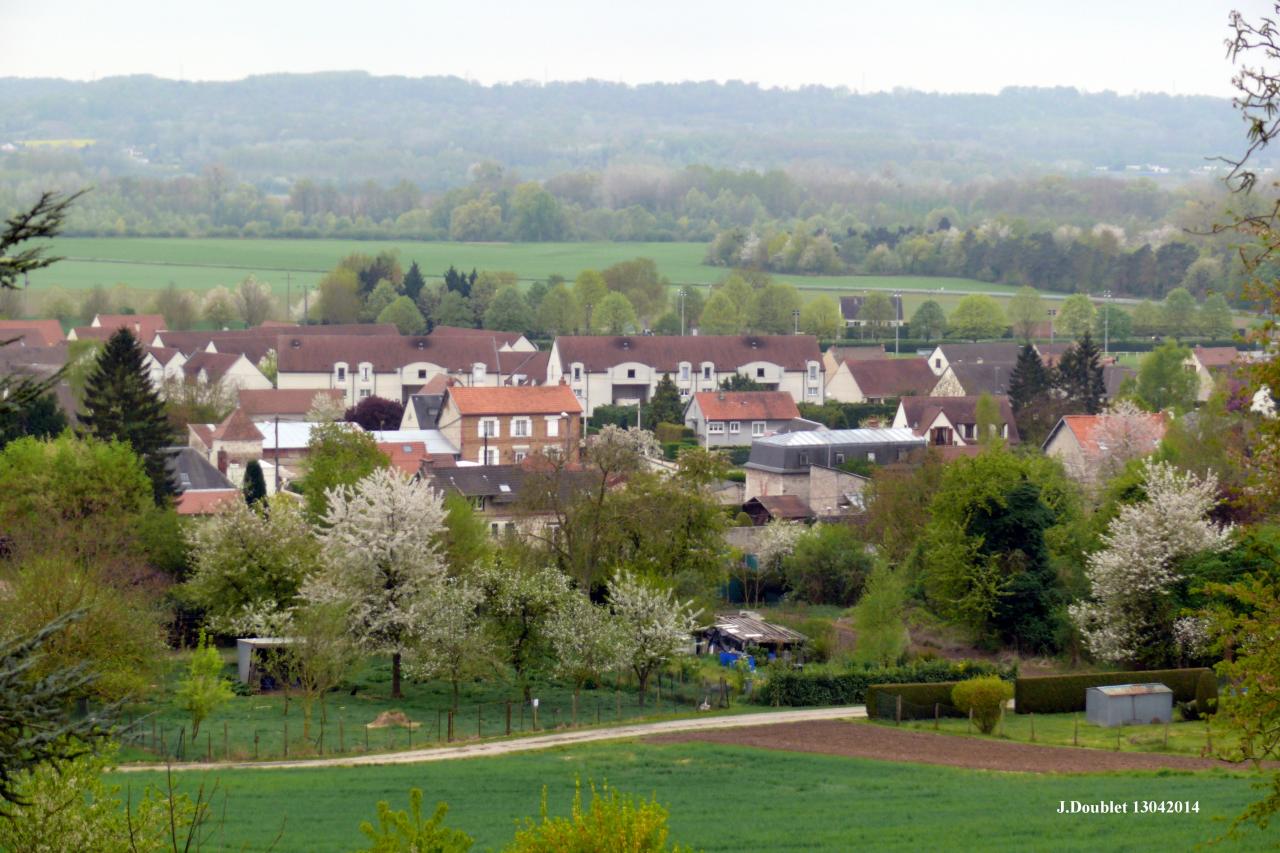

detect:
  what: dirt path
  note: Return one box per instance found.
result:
[652,720,1254,773]
[113,706,867,773]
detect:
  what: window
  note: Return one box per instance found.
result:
[798,452,808,465]
[866,451,877,462]
[806,387,818,397]
[835,452,845,464]
[359,389,371,399]
[512,417,531,438]
[756,367,765,378]
[808,363,818,381]
[361,365,370,381]
[490,522,500,536]
[934,358,942,368]
[336,366,346,381]
[479,418,499,438]
[545,417,560,438]
[627,368,636,379]
[680,364,690,381]
[480,447,499,465]
[708,421,725,434]
[572,365,582,381]
[729,421,740,434]
[471,496,485,510]
[702,365,712,380]
[514,450,527,463]
[752,422,765,436]
[418,369,427,379]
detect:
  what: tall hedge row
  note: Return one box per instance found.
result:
[1013,668,1214,714]
[865,682,971,720]
[755,660,1016,707]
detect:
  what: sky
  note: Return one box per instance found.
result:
[0,0,1271,95]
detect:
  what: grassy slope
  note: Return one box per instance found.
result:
[107,740,1270,852]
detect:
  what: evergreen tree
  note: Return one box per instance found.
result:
[402,261,426,303]
[643,374,685,426]
[79,328,174,503]
[1054,332,1106,414]
[242,459,267,506]
[0,392,67,449]
[1007,344,1051,413]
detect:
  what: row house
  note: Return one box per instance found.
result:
[683,390,800,447]
[891,395,1020,446]
[181,351,272,391]
[436,384,582,465]
[275,334,548,407]
[0,319,65,347]
[824,357,936,403]
[548,335,824,416]
[69,313,166,345]
[153,322,401,365]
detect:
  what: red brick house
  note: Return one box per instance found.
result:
[437,384,583,465]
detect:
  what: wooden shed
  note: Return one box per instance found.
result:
[701,611,808,655]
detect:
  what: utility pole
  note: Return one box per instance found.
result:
[792,309,800,335]
[1102,290,1112,356]
[286,273,291,322]
[303,286,310,325]
[894,291,901,356]
[679,288,686,336]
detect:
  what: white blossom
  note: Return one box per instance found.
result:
[609,570,701,697]
[755,519,804,570]
[545,592,627,690]
[1172,616,1210,659]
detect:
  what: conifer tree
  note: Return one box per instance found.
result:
[79,328,174,503]
[1007,343,1050,413]
[1054,332,1106,414]
[242,459,268,506]
[402,260,426,303]
[643,373,685,426]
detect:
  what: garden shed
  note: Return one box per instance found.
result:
[1085,683,1173,727]
[700,611,807,657]
[235,637,293,687]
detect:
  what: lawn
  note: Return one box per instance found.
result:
[882,712,1236,759]
[105,740,1273,851]
[120,652,759,764]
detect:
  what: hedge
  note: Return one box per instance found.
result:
[866,682,966,721]
[755,659,1016,707]
[1013,668,1215,715]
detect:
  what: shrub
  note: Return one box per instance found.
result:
[724,469,746,483]
[1013,668,1211,715]
[654,422,685,444]
[865,681,966,720]
[798,618,836,663]
[506,780,687,852]
[356,788,473,853]
[174,630,233,738]
[756,659,1015,707]
[952,676,1014,734]
[1195,669,1218,716]
[733,511,753,527]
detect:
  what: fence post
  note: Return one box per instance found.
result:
[967,707,973,733]
[319,720,325,756]
[616,691,622,720]
[532,701,539,731]
[478,704,482,739]
[407,720,412,750]
[284,721,288,758]
[224,721,229,760]
[447,710,454,742]
[254,731,259,760]
[596,698,601,725]
[934,703,939,730]
[365,724,370,752]
[895,695,902,724]
[572,693,578,726]
[506,701,512,736]
[1029,712,1034,743]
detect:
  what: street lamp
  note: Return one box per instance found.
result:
[893,291,902,356]
[1101,290,1113,356]
[792,308,801,335]
[678,288,687,336]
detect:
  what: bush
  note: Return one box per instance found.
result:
[756,659,1016,707]
[865,681,966,720]
[724,469,746,483]
[1013,668,1212,715]
[952,676,1014,734]
[798,618,836,663]
[654,422,685,444]
[507,780,686,852]
[1195,669,1218,716]
[356,788,473,853]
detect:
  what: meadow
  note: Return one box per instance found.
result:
[107,740,1271,851]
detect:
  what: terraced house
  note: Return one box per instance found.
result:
[548,334,824,416]
[435,384,582,465]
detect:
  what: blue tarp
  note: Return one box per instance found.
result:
[718,652,756,670]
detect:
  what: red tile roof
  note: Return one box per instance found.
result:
[276,333,547,376]
[446,384,582,416]
[176,489,241,515]
[692,391,799,421]
[554,335,821,372]
[212,408,263,442]
[92,313,166,343]
[145,346,184,365]
[1194,346,1241,369]
[1051,413,1167,457]
[376,441,434,476]
[0,319,64,347]
[237,388,343,417]
[844,358,937,398]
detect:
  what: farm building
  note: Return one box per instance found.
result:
[701,612,808,656]
[1085,683,1173,727]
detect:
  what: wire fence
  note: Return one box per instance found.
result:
[117,672,743,764]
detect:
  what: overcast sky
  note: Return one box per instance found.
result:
[0,0,1269,95]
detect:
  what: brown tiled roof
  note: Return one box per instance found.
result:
[183,351,244,382]
[826,345,887,362]
[189,423,215,449]
[145,346,184,365]
[0,319,64,347]
[750,494,814,520]
[943,362,1016,395]
[425,463,596,505]
[1103,364,1133,398]
[238,388,343,417]
[447,384,582,416]
[211,408,263,442]
[555,335,821,372]
[92,313,166,343]
[431,325,525,346]
[156,323,401,362]
[693,391,800,421]
[1194,346,1242,368]
[504,351,549,385]
[277,333,547,376]
[845,358,937,398]
[176,489,241,515]
[1034,343,1073,368]
[936,342,1022,364]
[897,395,1020,444]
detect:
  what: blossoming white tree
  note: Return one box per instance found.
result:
[738,520,803,606]
[545,592,626,706]
[408,578,489,711]
[1070,459,1231,664]
[608,571,700,705]
[480,562,572,701]
[305,468,448,698]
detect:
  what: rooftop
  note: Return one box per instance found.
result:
[750,427,924,448]
[690,390,800,422]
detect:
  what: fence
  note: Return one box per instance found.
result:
[117,671,738,764]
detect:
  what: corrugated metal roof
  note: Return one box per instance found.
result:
[705,612,808,644]
[368,429,457,455]
[752,427,923,447]
[1090,683,1173,697]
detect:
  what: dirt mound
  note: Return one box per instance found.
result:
[651,720,1247,774]
[367,710,420,729]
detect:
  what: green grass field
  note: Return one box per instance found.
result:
[106,740,1272,851]
[29,237,1016,301]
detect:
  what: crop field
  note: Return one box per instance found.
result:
[107,740,1269,852]
[29,237,1017,300]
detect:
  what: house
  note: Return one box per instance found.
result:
[236,388,345,423]
[930,361,1015,397]
[275,333,549,407]
[743,428,925,506]
[925,342,1021,376]
[153,323,401,364]
[893,396,1020,446]
[422,462,598,537]
[367,429,460,476]
[1185,346,1244,402]
[181,351,273,391]
[821,345,888,376]
[742,494,815,525]
[143,347,187,389]
[701,611,808,656]
[548,335,824,415]
[435,384,582,465]
[166,447,240,515]
[0,319,65,347]
[839,295,904,328]
[824,357,937,403]
[683,391,800,447]
[429,325,537,352]
[1042,412,1168,484]
[399,375,453,429]
[69,313,166,344]
[807,465,871,519]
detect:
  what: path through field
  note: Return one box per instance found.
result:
[114,705,867,773]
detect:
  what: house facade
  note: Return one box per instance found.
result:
[548,335,824,416]
[181,351,273,391]
[1042,412,1167,484]
[743,427,925,505]
[1185,346,1243,402]
[436,384,582,465]
[423,462,597,537]
[824,357,937,403]
[683,391,800,447]
[925,342,1021,376]
[892,395,1020,446]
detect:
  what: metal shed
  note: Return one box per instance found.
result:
[1085,683,1173,727]
[235,638,292,686]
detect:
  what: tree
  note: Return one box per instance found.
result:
[545,594,625,704]
[643,374,684,426]
[698,289,745,335]
[402,260,427,303]
[175,630,233,739]
[258,348,278,384]
[317,268,362,324]
[608,571,699,704]
[0,190,83,291]
[602,258,668,323]
[974,393,1002,445]
[1070,460,1230,666]
[301,421,390,521]
[434,290,476,328]
[243,459,267,506]
[480,560,571,701]
[235,275,276,327]
[1007,343,1051,415]
[484,286,534,333]
[345,395,405,431]
[718,374,765,392]
[748,282,802,334]
[437,492,492,578]
[782,523,872,606]
[306,468,448,699]
[507,782,686,852]
[183,499,321,634]
[593,292,638,334]
[535,283,580,336]
[1134,341,1197,412]
[860,292,897,337]
[510,183,568,241]
[1092,302,1132,343]
[410,579,489,711]
[449,197,503,241]
[376,295,425,334]
[78,327,174,503]
[363,279,400,322]
[572,270,609,330]
[289,599,364,738]
[202,286,238,328]
[0,391,66,448]
[1130,299,1164,337]
[1161,287,1199,340]
[739,520,802,607]
[798,295,842,339]
[851,564,909,667]
[356,788,474,853]
[1055,294,1096,339]
[1006,286,1046,341]
[306,390,347,422]
[1199,293,1235,339]
[951,676,1013,735]
[909,300,948,341]
[1054,332,1106,414]
[947,294,1005,340]
[152,283,199,330]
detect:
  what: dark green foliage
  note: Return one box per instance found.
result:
[797,401,897,430]
[242,459,267,506]
[865,682,968,721]
[0,610,116,809]
[642,374,685,427]
[444,266,477,298]
[587,404,638,431]
[402,261,426,302]
[1007,343,1050,413]
[783,524,874,606]
[344,395,406,431]
[908,300,948,341]
[1012,668,1212,715]
[756,660,1015,707]
[0,190,84,291]
[653,422,687,444]
[1054,332,1106,414]
[718,374,765,392]
[78,328,175,504]
[0,392,67,448]
[1195,669,1218,716]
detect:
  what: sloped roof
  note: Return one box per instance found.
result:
[0,319,64,347]
[845,358,936,398]
[176,489,241,515]
[156,323,400,362]
[183,350,245,382]
[425,463,596,505]
[747,494,814,520]
[707,612,808,644]
[0,343,68,374]
[1103,364,1134,398]
[446,384,582,416]
[554,335,821,372]
[166,446,235,491]
[276,333,547,376]
[943,362,1016,395]
[374,433,457,475]
[692,391,800,421]
[1044,413,1167,458]
[1194,346,1242,369]
[937,342,1021,364]
[212,407,264,442]
[1034,342,1073,368]
[504,351,549,385]
[92,313,166,343]
[237,388,343,417]
[431,325,525,346]
[145,346,184,366]
[897,395,1020,444]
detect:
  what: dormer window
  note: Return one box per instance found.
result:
[808,363,819,382]
[702,365,712,380]
[756,368,765,379]
[680,363,690,381]
[335,364,347,381]
[572,364,582,381]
